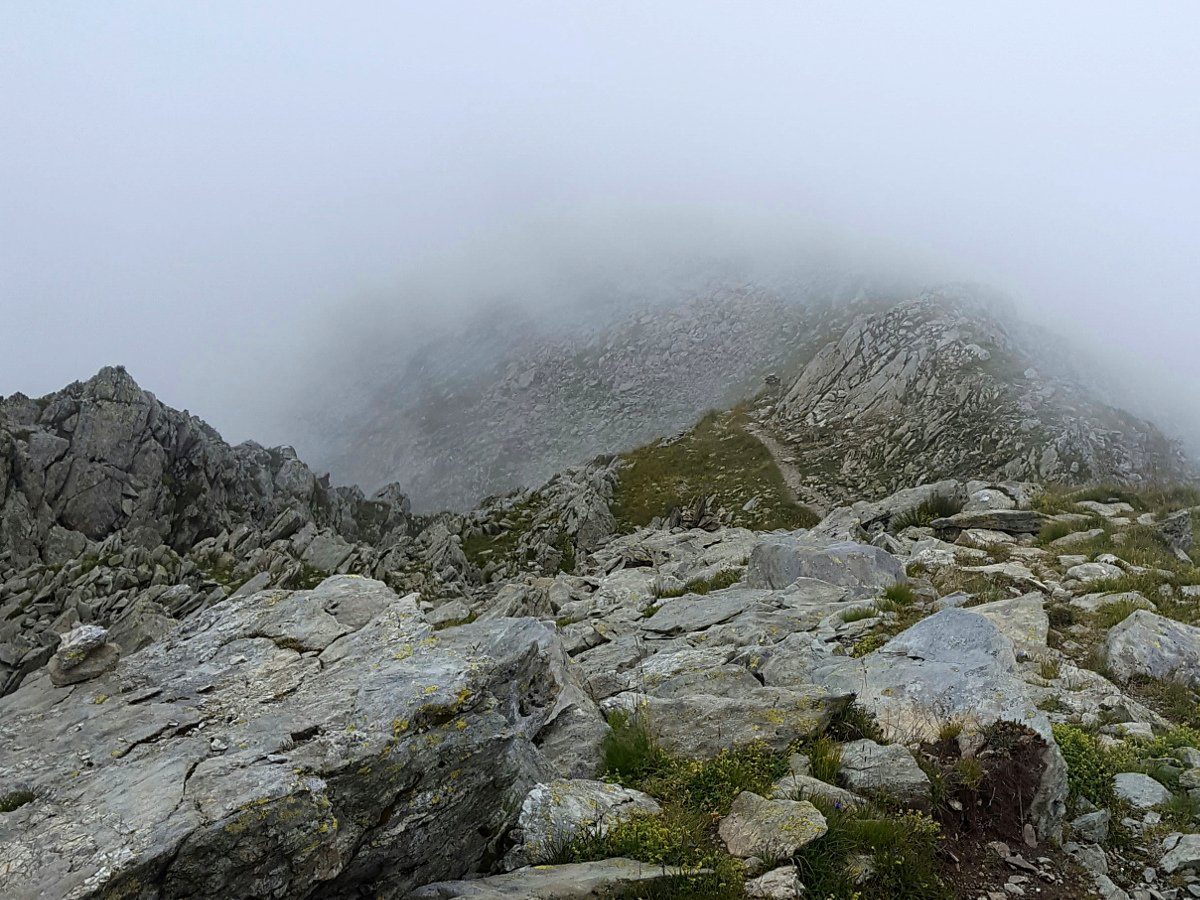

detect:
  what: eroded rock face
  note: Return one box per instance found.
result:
[768,291,1194,503]
[0,576,590,899]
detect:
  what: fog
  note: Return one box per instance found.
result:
[3,3,1199,456]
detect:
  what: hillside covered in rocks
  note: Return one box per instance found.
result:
[299,285,1192,514]
[4,361,1200,899]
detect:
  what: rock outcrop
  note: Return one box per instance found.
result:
[766,289,1193,505]
[0,576,595,899]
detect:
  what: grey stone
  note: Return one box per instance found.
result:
[1160,511,1195,563]
[1105,611,1200,688]
[408,859,697,898]
[601,686,850,759]
[932,510,1048,534]
[1073,809,1111,843]
[838,739,931,802]
[47,641,120,686]
[815,608,1067,841]
[1066,562,1125,583]
[505,779,660,868]
[745,536,903,598]
[969,593,1049,651]
[0,577,578,899]
[745,865,804,899]
[1161,834,1200,874]
[1114,773,1174,809]
[719,791,828,858]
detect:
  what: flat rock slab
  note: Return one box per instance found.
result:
[745,536,903,598]
[968,593,1049,652]
[1066,562,1124,583]
[718,791,827,858]
[601,685,849,759]
[838,739,930,802]
[932,510,1048,534]
[1104,610,1200,687]
[0,576,583,900]
[1113,772,1173,809]
[641,589,761,635]
[409,858,702,898]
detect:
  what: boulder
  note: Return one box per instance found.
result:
[931,509,1048,534]
[1159,510,1195,563]
[47,624,121,686]
[0,576,581,899]
[718,791,827,858]
[601,686,850,759]
[1160,833,1200,874]
[408,858,696,898]
[837,739,931,803]
[1065,562,1124,583]
[1104,610,1200,687]
[745,536,903,598]
[745,865,804,899]
[504,779,660,869]
[1113,772,1173,809]
[815,608,1067,841]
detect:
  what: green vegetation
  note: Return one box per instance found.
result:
[841,605,880,624]
[1037,657,1062,680]
[593,704,946,900]
[546,808,745,899]
[293,563,328,590]
[875,582,917,611]
[793,805,948,900]
[460,496,539,569]
[1053,723,1200,812]
[655,569,744,600]
[0,789,35,813]
[806,736,842,784]
[611,408,818,532]
[891,493,965,531]
[1034,482,1200,517]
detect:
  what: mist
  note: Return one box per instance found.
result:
[3,2,1199,458]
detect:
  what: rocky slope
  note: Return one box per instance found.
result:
[307,283,881,510]
[4,362,1200,898]
[762,288,1194,509]
[300,283,1192,516]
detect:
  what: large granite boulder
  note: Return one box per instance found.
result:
[745,535,903,598]
[1104,610,1200,687]
[0,576,587,899]
[815,608,1067,841]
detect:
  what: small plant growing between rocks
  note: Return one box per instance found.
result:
[0,788,35,813]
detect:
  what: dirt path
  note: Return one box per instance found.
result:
[744,421,838,517]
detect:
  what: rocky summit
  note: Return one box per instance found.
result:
[3,312,1200,899]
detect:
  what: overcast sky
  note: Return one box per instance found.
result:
[2,3,1198,444]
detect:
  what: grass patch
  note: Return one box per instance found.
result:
[655,569,744,600]
[611,408,818,532]
[876,582,917,610]
[805,736,842,784]
[793,806,948,899]
[891,494,965,531]
[545,807,745,898]
[460,497,540,569]
[0,789,35,813]
[841,606,879,624]
[1037,658,1062,680]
